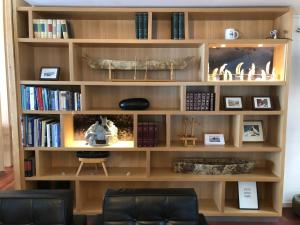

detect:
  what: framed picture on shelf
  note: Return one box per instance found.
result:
[252,96,273,110]
[238,181,259,210]
[204,134,225,145]
[40,67,60,80]
[243,121,264,142]
[224,96,243,110]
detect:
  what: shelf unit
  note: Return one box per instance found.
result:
[12,1,292,217]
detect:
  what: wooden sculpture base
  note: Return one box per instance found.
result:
[179,136,198,147]
[76,157,108,176]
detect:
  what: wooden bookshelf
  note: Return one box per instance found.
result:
[12,1,292,217]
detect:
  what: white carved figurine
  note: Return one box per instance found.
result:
[84,116,119,146]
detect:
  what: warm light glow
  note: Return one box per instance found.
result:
[70,140,134,148]
[220,44,227,48]
[258,44,264,47]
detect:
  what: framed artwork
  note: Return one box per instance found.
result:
[252,96,273,110]
[243,121,264,142]
[204,134,225,145]
[224,96,243,110]
[238,181,259,210]
[40,67,60,80]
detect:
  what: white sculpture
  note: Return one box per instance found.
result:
[85,116,118,146]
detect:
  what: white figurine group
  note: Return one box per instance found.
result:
[85,116,118,146]
[209,61,277,81]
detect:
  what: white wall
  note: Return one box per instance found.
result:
[283,15,300,204]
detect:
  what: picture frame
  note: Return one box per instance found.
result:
[252,96,273,110]
[238,181,259,210]
[224,96,243,110]
[204,134,225,145]
[40,67,60,80]
[243,121,264,142]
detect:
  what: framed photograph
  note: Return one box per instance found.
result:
[252,96,273,110]
[40,67,60,80]
[204,134,225,145]
[238,182,259,210]
[243,121,264,142]
[224,96,243,110]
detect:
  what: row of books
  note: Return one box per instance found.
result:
[171,12,185,40]
[135,13,148,39]
[137,122,158,147]
[33,19,71,39]
[186,92,215,111]
[25,156,36,177]
[21,85,81,111]
[21,116,61,147]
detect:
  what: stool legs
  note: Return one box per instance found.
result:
[76,158,108,176]
[102,162,108,176]
[76,162,84,176]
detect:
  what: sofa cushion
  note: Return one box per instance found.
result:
[102,189,199,225]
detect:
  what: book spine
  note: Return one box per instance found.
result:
[38,19,43,38]
[24,160,28,177]
[210,92,215,111]
[57,20,62,39]
[52,19,57,39]
[148,122,154,147]
[178,12,185,39]
[46,123,51,147]
[57,123,61,147]
[29,87,35,110]
[135,13,139,39]
[33,19,39,38]
[47,19,53,38]
[61,19,69,39]
[137,123,143,147]
[143,12,148,39]
[138,13,143,39]
[44,19,48,39]
[172,13,179,39]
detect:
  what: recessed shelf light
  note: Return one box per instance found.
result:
[220,44,227,48]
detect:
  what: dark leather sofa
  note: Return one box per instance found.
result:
[97,188,208,225]
[0,190,86,225]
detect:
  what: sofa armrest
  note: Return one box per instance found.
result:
[93,214,103,225]
[199,213,208,225]
[73,215,87,225]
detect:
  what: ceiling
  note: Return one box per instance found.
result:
[24,0,300,7]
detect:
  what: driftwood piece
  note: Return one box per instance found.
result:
[84,55,195,71]
[173,158,255,175]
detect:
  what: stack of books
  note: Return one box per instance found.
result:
[24,156,36,177]
[33,19,72,39]
[21,115,61,147]
[135,13,148,39]
[137,122,158,147]
[21,85,81,111]
[186,92,215,111]
[171,12,185,39]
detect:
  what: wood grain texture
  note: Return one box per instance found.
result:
[11,3,293,217]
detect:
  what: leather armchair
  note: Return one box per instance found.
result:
[0,190,86,225]
[97,188,208,225]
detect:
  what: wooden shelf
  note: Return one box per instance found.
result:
[25,167,147,181]
[24,144,281,152]
[150,168,279,182]
[22,110,283,116]
[224,200,279,217]
[20,80,287,86]
[14,4,291,217]
[18,37,289,45]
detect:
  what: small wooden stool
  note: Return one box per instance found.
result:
[76,157,108,176]
[75,151,110,176]
[179,137,198,147]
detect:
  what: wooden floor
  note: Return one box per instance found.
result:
[1,167,299,224]
[0,167,14,190]
[209,208,300,224]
